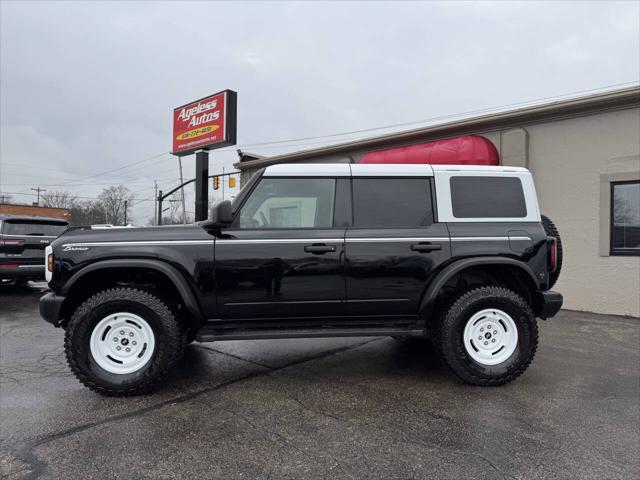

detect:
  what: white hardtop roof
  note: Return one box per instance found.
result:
[263,163,529,177]
[264,163,351,176]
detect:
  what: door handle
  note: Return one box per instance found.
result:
[304,244,336,254]
[410,243,442,253]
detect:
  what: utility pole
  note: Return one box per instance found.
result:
[157,190,163,226]
[31,187,46,205]
[178,156,187,224]
[222,166,225,201]
[124,200,128,226]
[153,180,158,226]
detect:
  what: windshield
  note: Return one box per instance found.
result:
[230,169,264,213]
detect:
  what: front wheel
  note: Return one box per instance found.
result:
[65,288,185,396]
[438,286,538,386]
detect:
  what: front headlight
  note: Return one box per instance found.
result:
[45,245,53,283]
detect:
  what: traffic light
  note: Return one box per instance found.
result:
[229,176,236,188]
[213,176,220,190]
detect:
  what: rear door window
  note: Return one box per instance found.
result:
[352,178,433,228]
[450,176,527,218]
[2,221,67,236]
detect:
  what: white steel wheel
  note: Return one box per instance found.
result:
[89,312,156,374]
[462,309,518,366]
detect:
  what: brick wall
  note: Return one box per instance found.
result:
[0,204,71,221]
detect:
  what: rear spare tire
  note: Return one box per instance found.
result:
[541,214,563,288]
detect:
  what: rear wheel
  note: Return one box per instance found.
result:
[438,286,538,386]
[65,287,185,396]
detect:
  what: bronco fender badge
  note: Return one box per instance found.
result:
[63,245,89,252]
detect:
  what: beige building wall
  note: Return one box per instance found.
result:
[524,109,640,317]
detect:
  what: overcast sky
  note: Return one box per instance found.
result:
[1,0,639,224]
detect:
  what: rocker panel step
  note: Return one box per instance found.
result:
[196,326,425,342]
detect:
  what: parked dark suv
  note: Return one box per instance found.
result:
[40,164,563,395]
[0,215,68,284]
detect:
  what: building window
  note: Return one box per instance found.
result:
[610,181,640,256]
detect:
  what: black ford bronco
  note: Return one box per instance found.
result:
[40,163,563,395]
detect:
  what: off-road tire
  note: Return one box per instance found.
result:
[541,214,563,288]
[438,286,538,386]
[64,287,185,396]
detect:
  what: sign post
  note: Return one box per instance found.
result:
[194,150,209,221]
[172,89,237,221]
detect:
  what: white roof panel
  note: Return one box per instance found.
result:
[431,164,529,173]
[350,164,434,176]
[263,163,350,177]
[263,163,530,177]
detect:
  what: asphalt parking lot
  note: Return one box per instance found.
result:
[1,283,638,479]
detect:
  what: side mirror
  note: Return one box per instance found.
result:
[204,200,233,228]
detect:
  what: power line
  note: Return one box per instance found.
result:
[2,80,637,192]
[0,168,175,183]
[0,191,156,202]
[51,151,171,187]
[2,177,178,187]
[64,80,640,172]
[216,80,640,151]
[6,80,638,188]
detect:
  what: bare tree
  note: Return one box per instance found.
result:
[69,200,106,226]
[41,190,78,209]
[98,185,135,226]
[0,193,12,204]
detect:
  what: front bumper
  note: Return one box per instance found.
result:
[39,292,66,327]
[535,290,563,319]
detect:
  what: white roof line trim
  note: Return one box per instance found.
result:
[263,163,525,177]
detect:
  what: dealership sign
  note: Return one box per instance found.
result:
[172,90,237,156]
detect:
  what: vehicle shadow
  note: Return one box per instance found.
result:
[388,337,447,373]
[164,336,450,392]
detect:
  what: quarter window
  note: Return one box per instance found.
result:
[352,178,433,228]
[610,181,640,255]
[238,178,336,229]
[450,176,527,218]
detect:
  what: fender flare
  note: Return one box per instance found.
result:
[62,259,204,321]
[419,257,540,315]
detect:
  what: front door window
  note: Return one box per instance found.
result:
[237,178,336,229]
